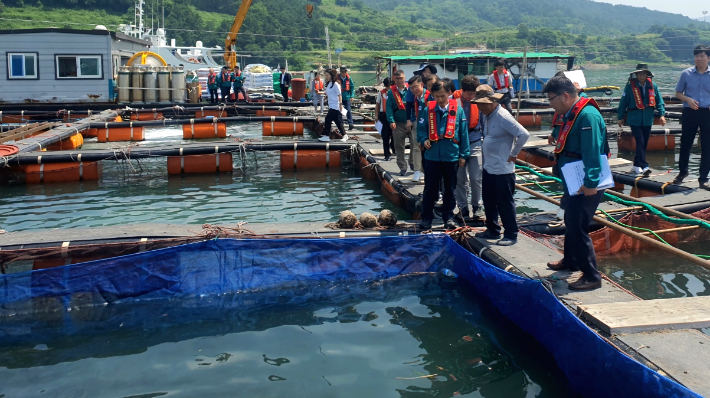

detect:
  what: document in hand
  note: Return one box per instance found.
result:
[341,107,349,118]
[375,120,383,134]
[561,155,614,195]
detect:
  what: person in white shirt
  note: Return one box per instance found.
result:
[487,59,515,115]
[473,84,529,246]
[319,68,348,142]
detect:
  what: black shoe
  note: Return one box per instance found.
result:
[444,220,459,230]
[384,156,391,161]
[399,170,407,176]
[673,172,689,184]
[475,230,500,240]
[700,181,710,190]
[348,124,354,131]
[568,277,602,290]
[419,220,432,230]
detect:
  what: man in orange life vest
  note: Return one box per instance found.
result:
[375,77,395,160]
[487,59,515,114]
[544,75,607,291]
[416,80,470,230]
[454,75,485,221]
[207,68,219,104]
[311,72,325,114]
[408,74,431,182]
[387,70,421,177]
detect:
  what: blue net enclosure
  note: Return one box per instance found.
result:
[0,235,701,398]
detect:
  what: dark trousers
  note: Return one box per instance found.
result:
[482,170,518,239]
[378,112,394,157]
[209,88,218,104]
[323,108,345,137]
[679,108,710,182]
[280,85,290,102]
[422,160,458,222]
[342,99,353,126]
[631,124,652,169]
[234,86,248,102]
[220,86,231,102]
[560,190,605,282]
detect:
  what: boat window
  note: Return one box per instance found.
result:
[55,55,103,79]
[7,52,38,79]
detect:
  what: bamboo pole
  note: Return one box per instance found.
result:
[515,183,710,270]
[515,46,528,122]
[640,225,701,236]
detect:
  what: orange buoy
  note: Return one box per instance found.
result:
[0,145,19,157]
[24,162,102,184]
[516,114,542,127]
[256,110,286,117]
[131,111,163,121]
[630,186,659,198]
[96,125,145,142]
[262,120,304,136]
[280,149,341,169]
[167,153,233,174]
[362,122,376,131]
[182,122,227,139]
[618,133,675,152]
[84,128,98,138]
[46,133,83,151]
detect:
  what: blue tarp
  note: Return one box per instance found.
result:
[0,235,701,398]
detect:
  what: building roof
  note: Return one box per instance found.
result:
[379,52,572,62]
[0,28,150,46]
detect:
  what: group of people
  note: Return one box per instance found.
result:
[206,66,248,104]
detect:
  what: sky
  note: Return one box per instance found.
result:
[595,0,708,19]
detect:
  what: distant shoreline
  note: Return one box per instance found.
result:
[580,63,689,70]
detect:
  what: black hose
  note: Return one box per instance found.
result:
[87,116,319,129]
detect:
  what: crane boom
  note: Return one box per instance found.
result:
[224,0,254,70]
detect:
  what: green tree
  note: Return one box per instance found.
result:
[517,23,529,39]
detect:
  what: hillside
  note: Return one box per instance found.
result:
[0,0,708,68]
[355,0,699,36]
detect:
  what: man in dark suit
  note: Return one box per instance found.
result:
[279,66,292,102]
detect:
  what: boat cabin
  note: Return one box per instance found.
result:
[378,52,575,95]
[0,27,150,104]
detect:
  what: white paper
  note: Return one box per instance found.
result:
[560,155,614,195]
[341,107,348,118]
[375,120,383,134]
[563,70,587,89]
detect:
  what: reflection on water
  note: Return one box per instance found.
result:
[0,274,576,398]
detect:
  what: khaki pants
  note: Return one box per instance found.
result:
[393,122,422,172]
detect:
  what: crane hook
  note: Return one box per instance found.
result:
[306,4,314,19]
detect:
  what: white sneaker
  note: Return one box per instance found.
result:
[630,166,642,174]
[341,134,349,142]
[641,167,651,175]
[412,171,421,182]
[318,136,330,142]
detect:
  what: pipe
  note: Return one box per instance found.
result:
[87,116,319,129]
[14,110,119,154]
[8,141,353,165]
[604,190,707,222]
[515,183,710,270]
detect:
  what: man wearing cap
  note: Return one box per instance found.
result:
[217,66,233,103]
[617,64,666,176]
[454,75,485,221]
[339,67,355,130]
[279,66,292,102]
[416,80,469,230]
[473,85,529,246]
[207,68,219,104]
[487,59,515,115]
[543,75,607,291]
[674,45,710,188]
[408,74,431,182]
[387,70,420,177]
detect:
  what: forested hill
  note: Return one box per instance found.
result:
[356,0,696,36]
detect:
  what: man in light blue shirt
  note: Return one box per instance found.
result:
[674,45,710,188]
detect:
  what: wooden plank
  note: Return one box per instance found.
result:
[0,122,57,144]
[579,296,710,334]
[523,139,549,148]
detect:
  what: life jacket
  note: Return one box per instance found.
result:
[631,78,655,109]
[555,97,605,155]
[342,74,351,91]
[379,88,388,112]
[314,79,323,91]
[208,73,216,85]
[221,72,230,83]
[493,69,510,90]
[552,113,564,127]
[456,98,480,131]
[453,89,463,99]
[414,90,430,119]
[235,70,241,77]
[390,85,406,110]
[428,99,458,144]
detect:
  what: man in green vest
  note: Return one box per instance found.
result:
[543,75,607,291]
[617,64,666,175]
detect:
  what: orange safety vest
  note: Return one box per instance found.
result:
[453,89,463,99]
[554,97,600,154]
[457,98,480,131]
[493,69,510,90]
[428,99,458,143]
[631,78,655,109]
[390,85,406,110]
[208,73,216,85]
[342,74,351,91]
[379,88,388,112]
[314,79,323,91]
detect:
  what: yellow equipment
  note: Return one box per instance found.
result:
[224,0,254,70]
